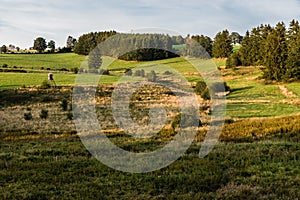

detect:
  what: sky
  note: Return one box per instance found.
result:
[1,0,300,49]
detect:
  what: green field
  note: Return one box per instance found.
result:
[0,54,299,119]
[0,53,86,70]
[1,53,300,199]
[1,135,300,199]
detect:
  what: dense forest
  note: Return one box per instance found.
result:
[227,20,300,81]
[59,20,300,81]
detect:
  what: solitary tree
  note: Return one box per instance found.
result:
[0,45,7,53]
[47,40,55,52]
[34,37,47,53]
[66,36,77,50]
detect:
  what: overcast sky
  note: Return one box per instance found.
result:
[1,0,300,49]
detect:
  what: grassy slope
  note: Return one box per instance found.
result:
[1,55,300,199]
[223,66,300,118]
[0,53,86,70]
[1,135,299,199]
[0,54,299,118]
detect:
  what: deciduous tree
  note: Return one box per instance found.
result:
[34,37,47,53]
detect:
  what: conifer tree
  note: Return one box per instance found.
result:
[212,30,233,58]
[286,20,300,80]
[263,22,288,81]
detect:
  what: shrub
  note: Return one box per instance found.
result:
[147,70,157,82]
[67,111,73,120]
[61,99,68,111]
[40,109,48,119]
[171,114,201,129]
[140,69,145,77]
[2,64,8,68]
[226,51,242,69]
[24,112,33,120]
[211,82,231,93]
[164,71,173,75]
[201,89,211,100]
[71,67,79,74]
[59,68,69,72]
[100,69,110,75]
[41,95,52,102]
[134,70,141,77]
[40,80,51,89]
[195,81,230,100]
[125,69,132,76]
[195,81,207,95]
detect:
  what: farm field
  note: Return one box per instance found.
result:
[1,54,300,199]
[1,55,299,118]
[1,84,300,199]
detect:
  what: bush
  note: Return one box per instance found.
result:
[59,68,69,72]
[24,112,33,120]
[100,69,110,75]
[147,70,157,82]
[140,69,145,77]
[61,99,68,111]
[40,80,51,89]
[40,109,48,119]
[211,82,231,93]
[201,89,211,100]
[71,67,79,74]
[226,51,242,69]
[67,111,73,120]
[125,69,132,76]
[195,81,230,100]
[195,81,207,95]
[2,64,8,68]
[134,70,141,77]
[164,71,173,75]
[171,114,201,129]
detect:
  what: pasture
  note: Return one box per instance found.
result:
[0,53,300,199]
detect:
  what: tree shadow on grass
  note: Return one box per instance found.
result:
[230,86,254,94]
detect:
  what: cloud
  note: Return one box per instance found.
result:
[0,0,300,48]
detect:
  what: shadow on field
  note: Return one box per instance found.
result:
[230,86,254,94]
[0,87,72,107]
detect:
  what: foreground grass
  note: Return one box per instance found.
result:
[0,86,300,199]
[0,134,299,199]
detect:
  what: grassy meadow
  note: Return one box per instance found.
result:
[1,53,300,199]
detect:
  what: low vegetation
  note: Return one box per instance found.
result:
[0,53,299,198]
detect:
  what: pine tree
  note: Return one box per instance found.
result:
[239,31,252,66]
[212,30,233,58]
[191,35,213,57]
[286,20,300,80]
[263,22,288,81]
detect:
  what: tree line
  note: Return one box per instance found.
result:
[227,20,300,81]
[1,19,299,81]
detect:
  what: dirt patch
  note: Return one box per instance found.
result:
[278,85,297,98]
